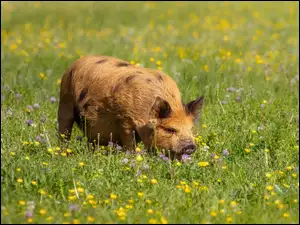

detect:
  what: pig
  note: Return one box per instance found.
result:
[58,55,204,159]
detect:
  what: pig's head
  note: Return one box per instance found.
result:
[136,95,204,159]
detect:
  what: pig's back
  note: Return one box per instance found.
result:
[69,55,183,120]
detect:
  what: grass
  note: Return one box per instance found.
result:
[1,1,299,224]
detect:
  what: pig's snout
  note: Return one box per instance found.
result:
[181,141,196,155]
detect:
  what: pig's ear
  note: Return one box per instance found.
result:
[150,96,171,119]
[185,96,204,124]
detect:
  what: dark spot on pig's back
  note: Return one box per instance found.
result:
[116,61,130,67]
[156,74,163,82]
[112,83,122,93]
[124,75,136,83]
[96,59,108,64]
[78,88,88,102]
[146,78,153,83]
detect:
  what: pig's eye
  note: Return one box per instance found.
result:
[162,127,177,134]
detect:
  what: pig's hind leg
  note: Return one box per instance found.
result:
[58,100,75,146]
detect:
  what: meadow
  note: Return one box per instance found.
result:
[1,1,299,224]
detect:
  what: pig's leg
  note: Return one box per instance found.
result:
[58,101,75,145]
[119,126,136,151]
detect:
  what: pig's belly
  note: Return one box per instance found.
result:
[84,114,122,146]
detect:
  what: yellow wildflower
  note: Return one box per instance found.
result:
[87,194,94,200]
[161,217,168,224]
[148,218,158,224]
[198,162,209,167]
[244,148,251,153]
[151,179,158,184]
[283,213,289,218]
[110,193,117,199]
[266,185,273,191]
[77,187,84,193]
[266,173,272,178]
[39,209,47,215]
[87,216,95,222]
[176,162,182,166]
[136,155,143,162]
[231,201,237,207]
[73,219,80,224]
[226,216,232,223]
[219,199,225,204]
[184,185,191,193]
[147,209,154,214]
[19,200,26,206]
[210,210,217,217]
[68,195,77,201]
[235,58,241,63]
[17,178,23,183]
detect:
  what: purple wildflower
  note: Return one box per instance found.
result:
[115,144,122,151]
[108,141,114,147]
[15,93,22,99]
[36,135,42,142]
[76,136,83,141]
[222,149,229,157]
[181,154,191,162]
[226,87,236,92]
[25,119,33,126]
[35,135,46,143]
[159,154,169,162]
[121,158,129,164]
[24,210,33,218]
[235,96,241,102]
[69,204,79,212]
[211,153,216,159]
[33,103,40,109]
[50,97,56,103]
[27,105,33,111]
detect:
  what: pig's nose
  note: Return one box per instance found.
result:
[182,144,196,155]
